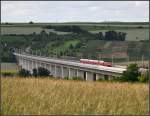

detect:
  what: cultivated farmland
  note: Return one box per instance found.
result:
[1,22,149,41]
[1,27,71,35]
[90,29,149,41]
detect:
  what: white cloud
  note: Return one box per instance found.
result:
[1,1,149,22]
[88,6,99,11]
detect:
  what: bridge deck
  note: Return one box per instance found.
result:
[14,52,126,74]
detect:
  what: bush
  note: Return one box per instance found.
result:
[72,77,84,81]
[64,77,69,80]
[138,71,149,82]
[120,64,140,82]
[32,68,38,77]
[29,21,34,24]
[98,78,103,81]
[2,72,15,77]
[35,67,50,77]
[19,69,31,77]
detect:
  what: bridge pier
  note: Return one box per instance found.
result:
[56,66,62,78]
[50,65,55,77]
[76,69,79,77]
[69,68,76,79]
[78,70,84,79]
[61,66,64,79]
[68,68,71,79]
[48,64,52,74]
[54,65,57,77]
[86,72,93,81]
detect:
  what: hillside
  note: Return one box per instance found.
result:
[83,40,149,61]
[1,22,149,63]
[2,77,148,115]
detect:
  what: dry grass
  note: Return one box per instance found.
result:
[1,77,148,115]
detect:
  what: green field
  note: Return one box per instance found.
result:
[2,77,148,115]
[2,27,71,35]
[46,40,80,54]
[1,63,18,72]
[90,29,149,41]
[2,22,149,41]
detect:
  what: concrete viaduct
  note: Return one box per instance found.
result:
[13,52,126,81]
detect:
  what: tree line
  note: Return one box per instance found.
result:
[96,31,126,41]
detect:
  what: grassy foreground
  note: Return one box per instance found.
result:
[1,77,148,115]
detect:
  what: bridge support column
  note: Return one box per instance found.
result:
[54,65,57,77]
[44,63,46,69]
[76,69,79,77]
[35,62,37,69]
[31,61,33,72]
[33,61,36,69]
[68,68,76,79]
[68,68,71,79]
[22,59,25,68]
[78,70,84,79]
[86,72,93,81]
[61,66,64,79]
[29,61,32,73]
[27,60,30,71]
[25,60,27,70]
[22,59,25,69]
[49,64,52,74]
[31,61,34,72]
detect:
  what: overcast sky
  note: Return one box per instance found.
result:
[1,1,149,22]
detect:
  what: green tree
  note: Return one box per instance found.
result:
[29,21,34,24]
[37,67,50,77]
[138,71,149,82]
[33,68,38,77]
[120,64,140,82]
[99,32,104,40]
[69,44,74,49]
[19,69,31,77]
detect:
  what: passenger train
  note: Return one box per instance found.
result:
[80,59,112,67]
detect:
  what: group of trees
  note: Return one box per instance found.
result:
[44,25,88,34]
[19,67,50,77]
[97,31,126,41]
[120,64,149,82]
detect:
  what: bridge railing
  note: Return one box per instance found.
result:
[13,48,80,63]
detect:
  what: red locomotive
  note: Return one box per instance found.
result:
[80,59,112,67]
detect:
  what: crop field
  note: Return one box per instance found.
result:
[1,22,149,41]
[46,40,80,53]
[1,27,70,35]
[90,29,149,41]
[115,60,149,67]
[1,22,148,27]
[1,63,18,72]
[1,77,148,115]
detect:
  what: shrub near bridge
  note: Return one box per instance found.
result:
[32,67,50,77]
[120,64,140,82]
[138,71,149,83]
[19,69,31,77]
